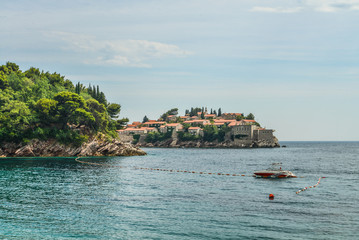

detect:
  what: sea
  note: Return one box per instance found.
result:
[0,141,358,239]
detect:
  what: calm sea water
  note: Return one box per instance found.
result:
[0,142,358,239]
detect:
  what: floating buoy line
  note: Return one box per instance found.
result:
[75,157,325,195]
[75,157,248,177]
[296,177,326,194]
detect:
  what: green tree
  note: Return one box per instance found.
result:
[85,99,108,131]
[34,98,58,125]
[114,118,129,130]
[0,100,33,142]
[25,67,41,79]
[143,115,149,123]
[53,91,88,129]
[236,114,244,121]
[0,72,8,90]
[107,103,121,119]
[203,125,218,142]
[246,113,255,120]
[5,62,20,73]
[160,108,178,120]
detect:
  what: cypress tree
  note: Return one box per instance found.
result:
[96,85,100,100]
[88,83,92,95]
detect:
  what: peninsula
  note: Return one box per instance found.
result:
[0,62,145,157]
[118,108,279,148]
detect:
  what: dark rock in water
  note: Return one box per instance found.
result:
[0,138,146,157]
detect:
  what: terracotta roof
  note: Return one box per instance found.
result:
[166,123,181,127]
[228,122,239,127]
[223,113,242,116]
[214,119,235,123]
[124,127,147,131]
[188,127,201,130]
[143,121,166,125]
[193,120,209,123]
[243,119,256,122]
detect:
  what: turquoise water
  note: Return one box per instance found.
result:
[1,142,358,239]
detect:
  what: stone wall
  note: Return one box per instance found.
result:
[253,129,274,141]
[231,125,254,139]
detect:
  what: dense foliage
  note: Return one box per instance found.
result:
[144,131,172,143]
[177,132,201,141]
[0,62,125,146]
[202,125,231,142]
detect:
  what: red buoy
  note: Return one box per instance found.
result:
[269,194,274,200]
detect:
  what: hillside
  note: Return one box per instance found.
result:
[0,62,145,157]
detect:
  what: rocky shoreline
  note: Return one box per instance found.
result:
[135,137,280,149]
[0,138,146,157]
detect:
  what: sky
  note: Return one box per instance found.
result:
[1,0,359,141]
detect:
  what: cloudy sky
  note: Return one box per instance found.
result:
[1,0,359,140]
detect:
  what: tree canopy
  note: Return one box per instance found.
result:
[0,62,124,145]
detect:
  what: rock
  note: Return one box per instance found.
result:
[15,145,35,157]
[137,135,280,149]
[0,137,146,157]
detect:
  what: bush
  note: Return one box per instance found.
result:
[177,132,201,141]
[145,131,172,143]
[55,129,88,147]
[132,134,140,144]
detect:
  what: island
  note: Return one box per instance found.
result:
[0,62,145,157]
[118,108,280,148]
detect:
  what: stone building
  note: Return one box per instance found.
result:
[231,125,256,139]
[253,129,275,141]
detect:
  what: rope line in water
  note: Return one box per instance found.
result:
[296,177,326,194]
[75,157,326,196]
[74,157,247,177]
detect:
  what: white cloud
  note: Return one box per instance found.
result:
[250,7,302,13]
[250,0,359,13]
[305,0,359,12]
[45,32,192,68]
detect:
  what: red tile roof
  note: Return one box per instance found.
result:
[243,119,256,122]
[166,123,181,127]
[143,121,166,125]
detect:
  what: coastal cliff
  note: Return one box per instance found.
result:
[0,138,146,157]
